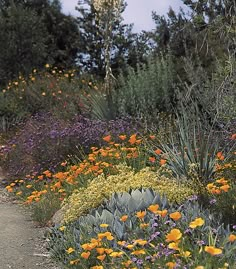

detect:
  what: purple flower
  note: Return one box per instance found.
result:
[196,240,205,246]
[188,195,198,201]
[209,199,217,205]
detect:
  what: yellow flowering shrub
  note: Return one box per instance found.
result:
[62,164,194,223]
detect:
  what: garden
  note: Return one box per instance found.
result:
[0,0,236,269]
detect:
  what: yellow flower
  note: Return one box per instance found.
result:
[109,251,123,257]
[165,229,182,242]
[168,242,180,251]
[204,246,222,256]
[45,64,50,68]
[26,184,32,189]
[66,247,75,254]
[228,234,236,242]
[104,248,113,254]
[140,223,149,229]
[100,223,109,228]
[70,259,79,265]
[59,226,66,231]
[189,217,205,228]
[126,244,134,249]
[195,266,204,269]
[122,260,132,267]
[117,241,126,246]
[131,249,146,255]
[169,211,182,221]
[134,239,148,246]
[181,250,191,258]
[91,266,104,269]
[166,261,176,269]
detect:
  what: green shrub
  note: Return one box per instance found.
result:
[61,164,194,223]
[114,54,176,123]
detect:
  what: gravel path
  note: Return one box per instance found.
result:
[0,173,61,269]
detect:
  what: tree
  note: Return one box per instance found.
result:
[0,4,47,85]
[75,0,147,77]
[0,0,79,83]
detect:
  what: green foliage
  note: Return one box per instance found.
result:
[73,188,169,240]
[208,158,236,227]
[0,69,93,131]
[48,195,236,269]
[61,163,194,223]
[114,54,176,122]
[30,191,61,226]
[0,0,79,85]
[149,104,222,186]
[0,4,47,85]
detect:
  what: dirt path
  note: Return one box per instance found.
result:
[0,174,61,269]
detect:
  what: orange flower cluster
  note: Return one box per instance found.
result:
[6,133,148,205]
[24,189,48,204]
[207,177,230,195]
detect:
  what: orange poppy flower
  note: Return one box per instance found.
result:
[103,135,112,142]
[131,249,146,255]
[119,135,127,140]
[189,217,205,228]
[231,133,236,140]
[166,262,177,269]
[220,184,230,192]
[97,254,106,261]
[204,246,222,256]
[228,234,236,242]
[149,157,156,163]
[136,211,146,219]
[148,204,159,214]
[149,135,155,140]
[129,134,137,145]
[109,251,123,257]
[120,215,128,222]
[154,149,162,155]
[81,251,91,259]
[160,159,167,165]
[157,209,168,218]
[166,229,182,242]
[169,211,182,221]
[216,152,224,160]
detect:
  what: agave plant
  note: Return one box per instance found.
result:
[76,188,169,240]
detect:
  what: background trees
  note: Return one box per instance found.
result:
[0,0,78,86]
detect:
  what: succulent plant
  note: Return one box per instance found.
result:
[74,188,169,240]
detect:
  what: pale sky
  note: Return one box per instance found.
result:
[61,0,185,32]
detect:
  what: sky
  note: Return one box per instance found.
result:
[61,0,185,32]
